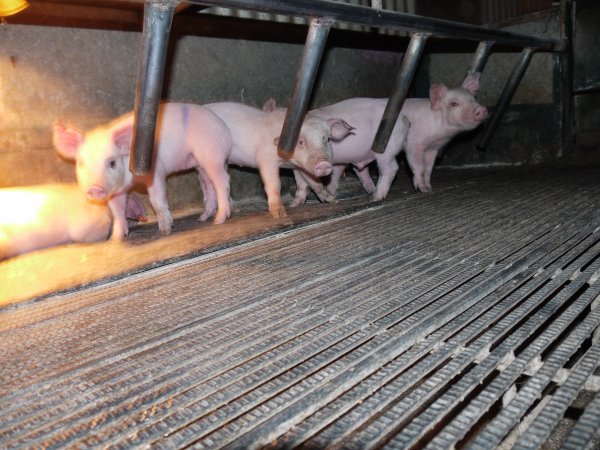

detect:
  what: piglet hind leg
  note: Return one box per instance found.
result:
[353,166,376,195]
[203,162,231,225]
[422,148,439,192]
[196,167,218,222]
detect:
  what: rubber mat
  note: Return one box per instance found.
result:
[1,168,600,449]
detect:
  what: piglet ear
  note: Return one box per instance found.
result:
[429,83,448,110]
[110,118,134,156]
[328,118,356,142]
[53,124,83,160]
[462,72,481,95]
[262,98,277,112]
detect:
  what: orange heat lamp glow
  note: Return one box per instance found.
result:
[0,0,28,16]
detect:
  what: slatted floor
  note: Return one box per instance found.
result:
[2,167,600,449]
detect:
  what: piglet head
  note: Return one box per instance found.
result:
[53,116,134,202]
[429,72,488,131]
[275,115,354,178]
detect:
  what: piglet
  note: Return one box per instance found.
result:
[286,72,488,205]
[402,72,488,193]
[54,102,233,240]
[205,102,354,218]
[0,184,146,260]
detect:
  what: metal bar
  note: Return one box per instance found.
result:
[559,0,575,158]
[180,0,563,52]
[468,40,494,75]
[371,32,428,154]
[277,17,332,159]
[130,0,176,175]
[477,47,535,150]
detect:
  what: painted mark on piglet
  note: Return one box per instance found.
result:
[181,104,190,134]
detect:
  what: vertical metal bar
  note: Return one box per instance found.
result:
[277,17,333,159]
[477,47,535,150]
[468,41,494,75]
[371,32,429,154]
[559,0,574,158]
[130,0,175,175]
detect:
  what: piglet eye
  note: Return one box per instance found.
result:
[327,136,333,142]
[298,138,305,147]
[450,101,459,107]
[108,159,116,169]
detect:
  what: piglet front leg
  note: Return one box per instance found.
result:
[108,193,130,240]
[147,177,174,235]
[258,159,287,218]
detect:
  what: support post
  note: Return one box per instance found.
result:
[477,47,535,150]
[468,40,494,75]
[130,0,176,175]
[277,17,333,159]
[559,0,574,158]
[371,32,429,154]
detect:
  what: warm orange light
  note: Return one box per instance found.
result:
[0,0,28,17]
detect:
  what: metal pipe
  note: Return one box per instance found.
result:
[371,32,428,154]
[468,40,494,75]
[130,0,176,175]
[174,0,563,52]
[477,47,535,150]
[277,17,333,159]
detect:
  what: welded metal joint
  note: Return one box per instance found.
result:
[477,47,536,151]
[277,17,334,160]
[130,0,177,175]
[371,32,429,154]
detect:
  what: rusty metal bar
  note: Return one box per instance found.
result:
[277,17,333,159]
[371,32,429,154]
[130,0,175,175]
[477,47,536,150]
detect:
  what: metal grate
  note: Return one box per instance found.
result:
[1,168,600,449]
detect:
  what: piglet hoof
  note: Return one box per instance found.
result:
[212,210,230,225]
[198,211,211,223]
[159,226,173,236]
[413,182,431,193]
[289,198,304,208]
[269,204,288,219]
[110,232,127,242]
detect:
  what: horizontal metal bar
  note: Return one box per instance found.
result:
[172,0,564,51]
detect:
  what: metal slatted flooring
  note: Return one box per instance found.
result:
[2,168,600,449]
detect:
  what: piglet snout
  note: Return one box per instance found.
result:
[314,160,333,178]
[87,185,108,201]
[474,106,488,122]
